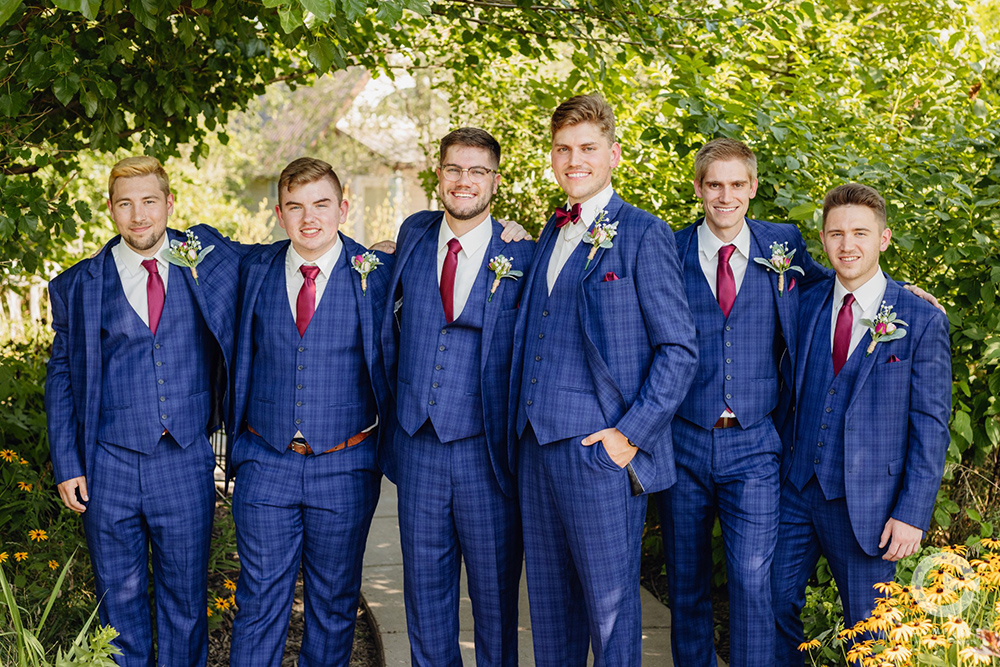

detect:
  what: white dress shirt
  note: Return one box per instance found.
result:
[284,236,343,318]
[437,216,493,320]
[697,220,751,299]
[830,269,887,358]
[547,184,615,294]
[112,239,171,327]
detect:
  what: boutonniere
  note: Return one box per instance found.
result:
[753,242,805,296]
[582,210,618,270]
[351,252,383,295]
[487,254,522,302]
[860,301,908,356]
[164,230,214,285]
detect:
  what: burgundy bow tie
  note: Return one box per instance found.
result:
[555,203,582,228]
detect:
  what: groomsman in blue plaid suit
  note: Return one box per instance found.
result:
[380,128,534,666]
[511,94,698,666]
[227,158,394,666]
[45,156,247,666]
[656,139,833,667]
[771,184,951,665]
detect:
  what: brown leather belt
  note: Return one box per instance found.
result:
[247,426,373,456]
[713,416,740,429]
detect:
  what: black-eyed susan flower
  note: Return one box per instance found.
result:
[28,529,47,541]
[19,458,28,465]
[882,643,911,663]
[942,616,972,639]
[979,537,1000,550]
[958,647,994,664]
[17,481,32,492]
[207,606,213,617]
[48,560,59,570]
[14,552,27,562]
[0,552,7,563]
[796,639,821,651]
[921,632,950,649]
[223,579,236,592]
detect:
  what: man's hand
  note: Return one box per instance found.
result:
[370,240,396,254]
[581,428,636,468]
[903,284,945,314]
[879,517,923,561]
[57,476,89,513]
[498,219,532,242]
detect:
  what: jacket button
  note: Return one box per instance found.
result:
[725,393,732,400]
[726,358,732,364]
[725,326,731,331]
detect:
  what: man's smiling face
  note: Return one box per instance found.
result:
[276,177,348,261]
[436,144,499,223]
[550,121,621,205]
[694,159,758,240]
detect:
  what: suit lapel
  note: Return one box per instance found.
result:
[748,220,797,359]
[171,229,217,337]
[847,275,898,412]
[480,219,507,372]
[82,240,115,436]
[344,235,376,373]
[795,280,835,400]
[519,211,559,315]
[578,194,625,285]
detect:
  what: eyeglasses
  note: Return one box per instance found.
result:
[440,165,497,183]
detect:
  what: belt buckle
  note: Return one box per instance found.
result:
[288,441,312,456]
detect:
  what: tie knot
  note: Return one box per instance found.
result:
[300,264,320,281]
[718,244,736,263]
[843,293,856,308]
[141,258,159,275]
[447,238,462,254]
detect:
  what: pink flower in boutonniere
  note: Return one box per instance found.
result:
[860,301,908,356]
[487,254,523,302]
[164,230,215,284]
[753,241,805,296]
[581,210,618,270]
[351,252,383,295]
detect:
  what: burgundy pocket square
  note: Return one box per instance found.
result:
[888,355,901,363]
[603,272,619,282]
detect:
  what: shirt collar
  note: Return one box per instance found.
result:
[697,218,751,261]
[287,235,343,278]
[114,235,169,277]
[833,268,887,313]
[562,184,614,241]
[438,215,493,256]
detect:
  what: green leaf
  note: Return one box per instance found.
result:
[307,40,336,74]
[403,0,431,16]
[278,4,303,32]
[966,507,982,522]
[81,89,98,117]
[952,410,973,445]
[341,0,366,22]
[52,0,101,19]
[787,202,815,220]
[0,0,22,27]
[52,74,80,107]
[300,0,333,22]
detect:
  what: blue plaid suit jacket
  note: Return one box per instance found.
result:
[785,276,951,555]
[509,192,698,493]
[380,211,535,495]
[45,225,246,485]
[228,235,394,478]
[674,218,833,429]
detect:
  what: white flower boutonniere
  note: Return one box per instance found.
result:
[860,301,908,356]
[487,254,523,302]
[753,242,805,296]
[582,210,618,270]
[165,230,214,285]
[351,252,383,295]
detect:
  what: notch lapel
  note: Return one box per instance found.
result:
[847,276,899,412]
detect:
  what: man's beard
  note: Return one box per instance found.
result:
[440,187,492,222]
[123,227,166,252]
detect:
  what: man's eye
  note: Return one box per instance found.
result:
[470,168,488,178]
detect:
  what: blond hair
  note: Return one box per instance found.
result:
[693,138,757,184]
[108,156,170,201]
[278,157,343,204]
[550,94,616,144]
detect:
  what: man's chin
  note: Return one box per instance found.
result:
[444,204,489,222]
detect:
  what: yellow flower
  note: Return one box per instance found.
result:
[228,595,235,605]
[847,642,874,661]
[942,616,971,639]
[207,606,213,617]
[17,481,32,492]
[19,458,28,465]
[0,449,16,462]
[797,639,821,651]
[48,560,58,570]
[14,552,27,562]
[214,596,230,610]
[873,581,897,595]
[0,552,7,563]
[888,622,918,642]
[980,537,1000,550]
[941,544,969,555]
[223,579,237,591]
[882,643,911,663]
[910,617,934,634]
[958,647,994,665]
[28,529,48,542]
[921,633,950,649]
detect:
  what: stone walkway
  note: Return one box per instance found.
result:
[361,477,727,666]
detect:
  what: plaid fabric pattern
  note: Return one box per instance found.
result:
[83,435,216,667]
[229,430,381,666]
[395,424,521,667]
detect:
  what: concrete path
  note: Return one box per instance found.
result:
[361,477,724,666]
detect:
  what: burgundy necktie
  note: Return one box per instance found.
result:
[555,203,582,228]
[833,293,856,376]
[296,265,321,336]
[717,244,737,318]
[141,259,164,336]
[440,238,462,323]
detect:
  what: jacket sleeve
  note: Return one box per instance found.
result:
[791,225,834,291]
[44,281,85,484]
[890,310,952,531]
[614,221,699,449]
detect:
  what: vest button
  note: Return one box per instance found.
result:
[725,341,732,347]
[429,400,435,406]
[161,414,167,420]
[159,396,166,402]
[542,311,549,317]
[298,346,305,352]
[814,458,820,464]
[435,365,442,371]
[538,333,544,339]
[818,442,824,447]
[726,375,731,381]
[531,378,537,384]
[829,389,835,395]
[535,356,542,361]
[154,343,161,349]
[441,329,447,335]
[725,326,731,331]
[439,345,446,351]
[820,424,828,430]
[432,382,439,388]
[298,365,305,370]
[297,384,304,390]
[295,418,302,424]
[726,358,732,364]
[527,400,533,406]
[156,361,163,367]
[726,393,732,400]
[825,407,832,413]
[158,379,164,385]
[296,401,303,407]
